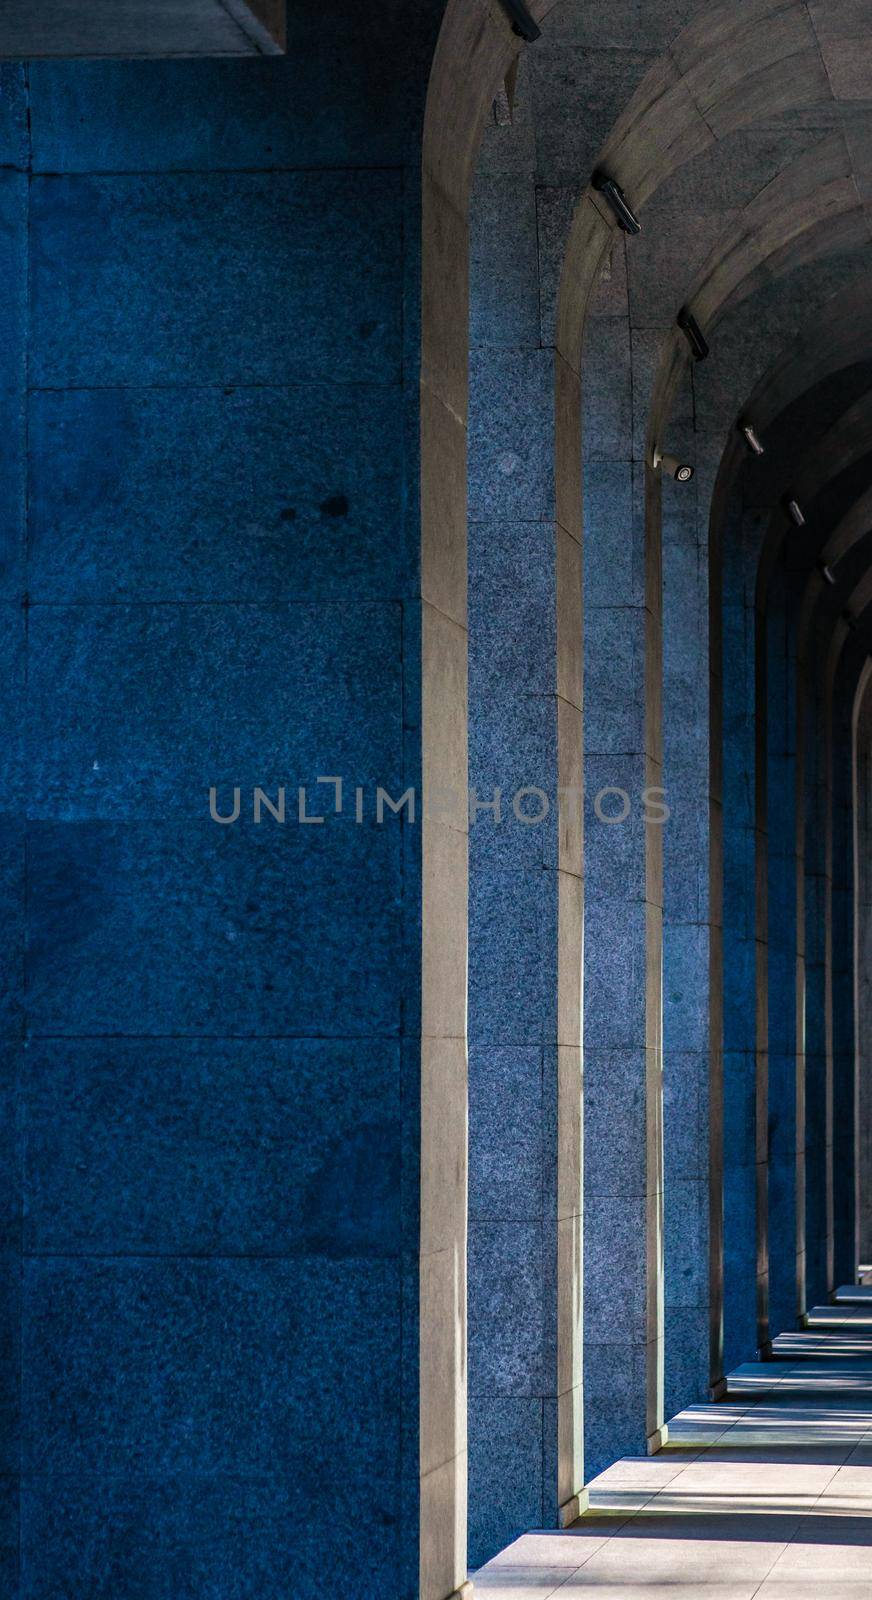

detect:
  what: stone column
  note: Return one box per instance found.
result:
[662,440,718,1416]
[765,563,804,1337]
[853,666,872,1269]
[719,499,766,1370]
[798,612,833,1309]
[829,646,859,1288]
[466,57,584,1557]
[582,451,665,1475]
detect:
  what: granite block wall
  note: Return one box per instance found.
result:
[0,18,431,1595]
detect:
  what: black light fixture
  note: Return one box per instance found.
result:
[785,498,805,527]
[819,561,837,586]
[654,449,694,483]
[497,0,541,40]
[740,420,764,456]
[591,171,641,235]
[677,306,709,361]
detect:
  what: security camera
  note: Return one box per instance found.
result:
[654,450,694,483]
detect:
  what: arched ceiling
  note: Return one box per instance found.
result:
[647,134,872,444]
[467,0,872,737]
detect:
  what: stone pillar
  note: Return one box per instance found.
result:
[830,648,858,1288]
[765,565,803,1336]
[466,59,584,1557]
[582,453,664,1476]
[662,442,717,1416]
[853,665,872,1269]
[798,621,832,1309]
[719,500,765,1370]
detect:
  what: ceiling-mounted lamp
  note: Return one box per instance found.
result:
[785,498,805,527]
[591,171,641,235]
[496,0,541,40]
[653,448,694,483]
[492,0,540,40]
[677,306,709,361]
[740,420,765,456]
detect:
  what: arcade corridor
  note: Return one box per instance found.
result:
[2,0,872,1596]
[475,1287,872,1599]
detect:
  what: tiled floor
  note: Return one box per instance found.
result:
[473,1287,872,1599]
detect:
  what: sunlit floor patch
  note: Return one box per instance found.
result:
[471,1302,872,1599]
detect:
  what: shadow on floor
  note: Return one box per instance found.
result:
[472,1293,872,1597]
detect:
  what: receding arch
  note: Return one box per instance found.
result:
[421,0,872,1583]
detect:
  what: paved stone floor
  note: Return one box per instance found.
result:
[474,1287,872,1599]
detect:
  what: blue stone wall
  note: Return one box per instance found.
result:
[0,18,432,1594]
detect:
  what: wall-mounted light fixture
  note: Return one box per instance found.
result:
[740,421,764,456]
[785,498,805,527]
[497,0,541,40]
[819,562,837,586]
[653,448,694,483]
[592,171,641,235]
[677,307,709,361]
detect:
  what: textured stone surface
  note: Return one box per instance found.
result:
[0,822,24,1043]
[22,1037,403,1256]
[28,46,406,172]
[470,175,540,349]
[21,1470,398,1600]
[28,385,410,603]
[584,1048,647,1195]
[468,1398,544,1571]
[25,819,403,1037]
[469,1046,544,1221]
[469,518,558,702]
[27,600,404,817]
[583,1341,649,1479]
[468,1220,545,1396]
[584,1193,648,1344]
[22,1256,400,1473]
[584,460,644,607]
[30,171,402,387]
[529,44,656,186]
[0,389,26,602]
[468,347,556,520]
